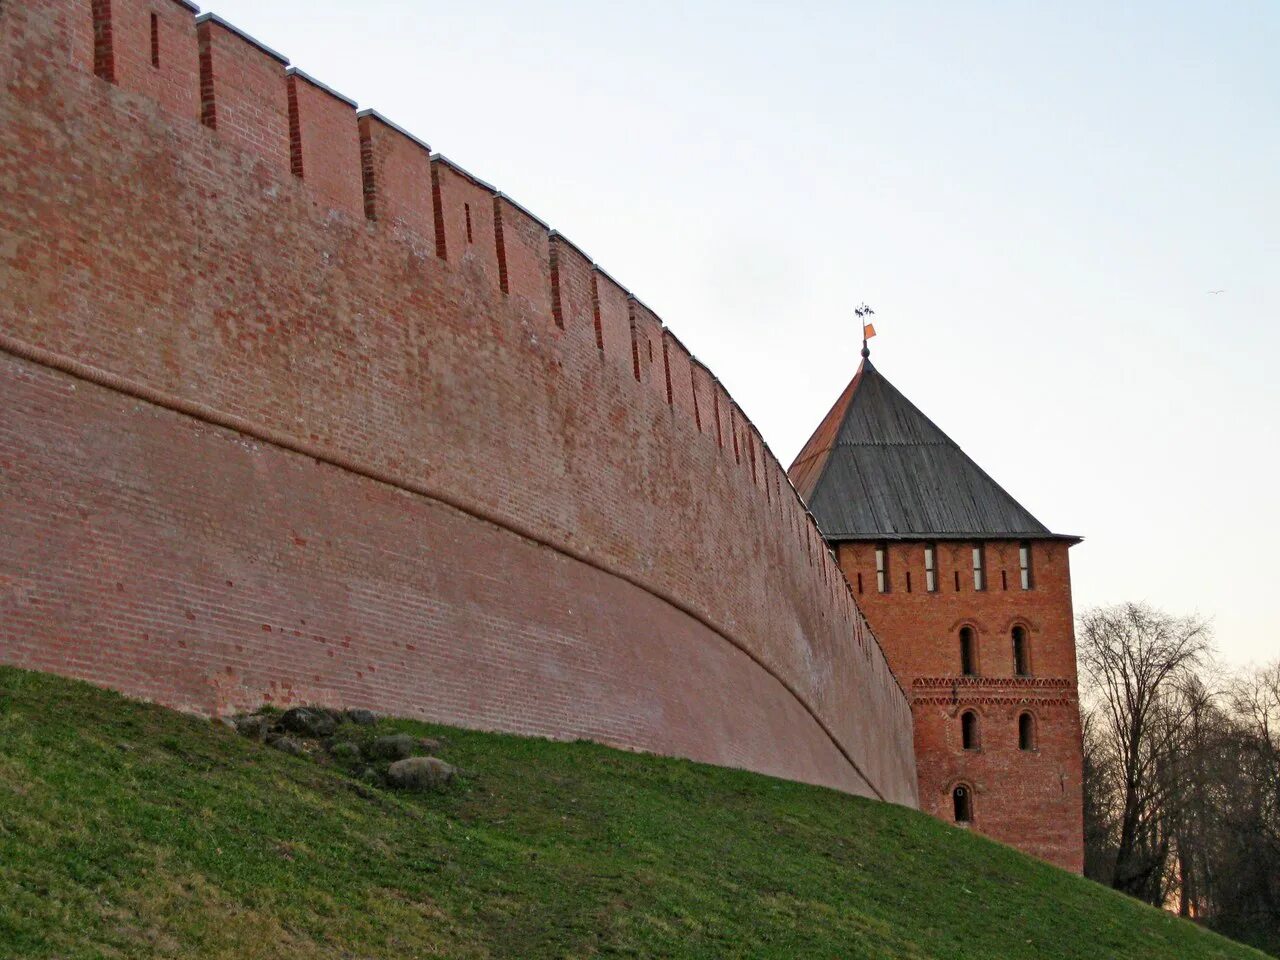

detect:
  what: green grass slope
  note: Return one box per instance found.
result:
[0,667,1262,959]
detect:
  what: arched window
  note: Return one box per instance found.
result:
[959,626,977,676]
[1012,626,1030,677]
[961,711,979,750]
[953,784,973,823]
[1019,712,1036,751]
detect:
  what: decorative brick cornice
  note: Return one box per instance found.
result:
[912,676,1073,691]
[913,694,1078,708]
[910,676,1077,707]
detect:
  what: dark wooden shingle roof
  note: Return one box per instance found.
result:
[789,359,1078,542]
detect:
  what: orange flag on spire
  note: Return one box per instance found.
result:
[863,322,877,340]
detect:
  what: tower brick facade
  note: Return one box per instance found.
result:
[791,358,1085,872]
[837,539,1084,871]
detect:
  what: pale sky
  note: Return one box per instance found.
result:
[207,0,1278,666]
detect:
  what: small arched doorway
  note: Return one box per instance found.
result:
[1012,625,1030,676]
[952,784,973,824]
[1018,712,1036,751]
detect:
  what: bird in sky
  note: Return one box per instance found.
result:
[1207,289,1226,295]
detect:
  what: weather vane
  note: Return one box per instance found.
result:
[855,304,877,359]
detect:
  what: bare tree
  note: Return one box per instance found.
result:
[1214,662,1280,951]
[1077,602,1212,903]
[1079,605,1280,952]
[1081,707,1119,882]
[1161,672,1221,917]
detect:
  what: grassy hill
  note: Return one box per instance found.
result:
[0,667,1263,959]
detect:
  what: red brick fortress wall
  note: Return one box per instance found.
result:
[0,0,917,804]
[837,539,1084,870]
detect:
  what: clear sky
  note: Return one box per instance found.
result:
[208,0,1278,666]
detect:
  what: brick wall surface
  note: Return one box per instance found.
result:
[0,0,917,804]
[99,0,200,120]
[840,540,1078,682]
[357,111,433,235]
[287,69,363,217]
[0,353,870,791]
[196,14,289,172]
[837,539,1084,871]
[912,688,1084,870]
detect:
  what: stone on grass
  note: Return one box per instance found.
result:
[346,708,377,726]
[270,736,306,756]
[279,706,337,739]
[366,733,416,762]
[386,756,456,792]
[329,741,362,763]
[233,714,271,740]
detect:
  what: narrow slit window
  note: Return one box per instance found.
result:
[464,203,473,243]
[954,570,961,591]
[961,711,979,750]
[1020,541,1034,590]
[1019,712,1036,750]
[924,543,937,592]
[959,627,976,676]
[905,571,913,593]
[150,13,160,68]
[875,543,889,593]
[856,572,863,594]
[1012,626,1030,677]
[953,784,972,823]
[972,544,986,591]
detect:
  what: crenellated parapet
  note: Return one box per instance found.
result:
[0,0,918,806]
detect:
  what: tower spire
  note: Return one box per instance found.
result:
[855,303,876,360]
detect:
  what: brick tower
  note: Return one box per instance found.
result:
[789,350,1084,872]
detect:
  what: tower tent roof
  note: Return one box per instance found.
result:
[788,359,1079,543]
